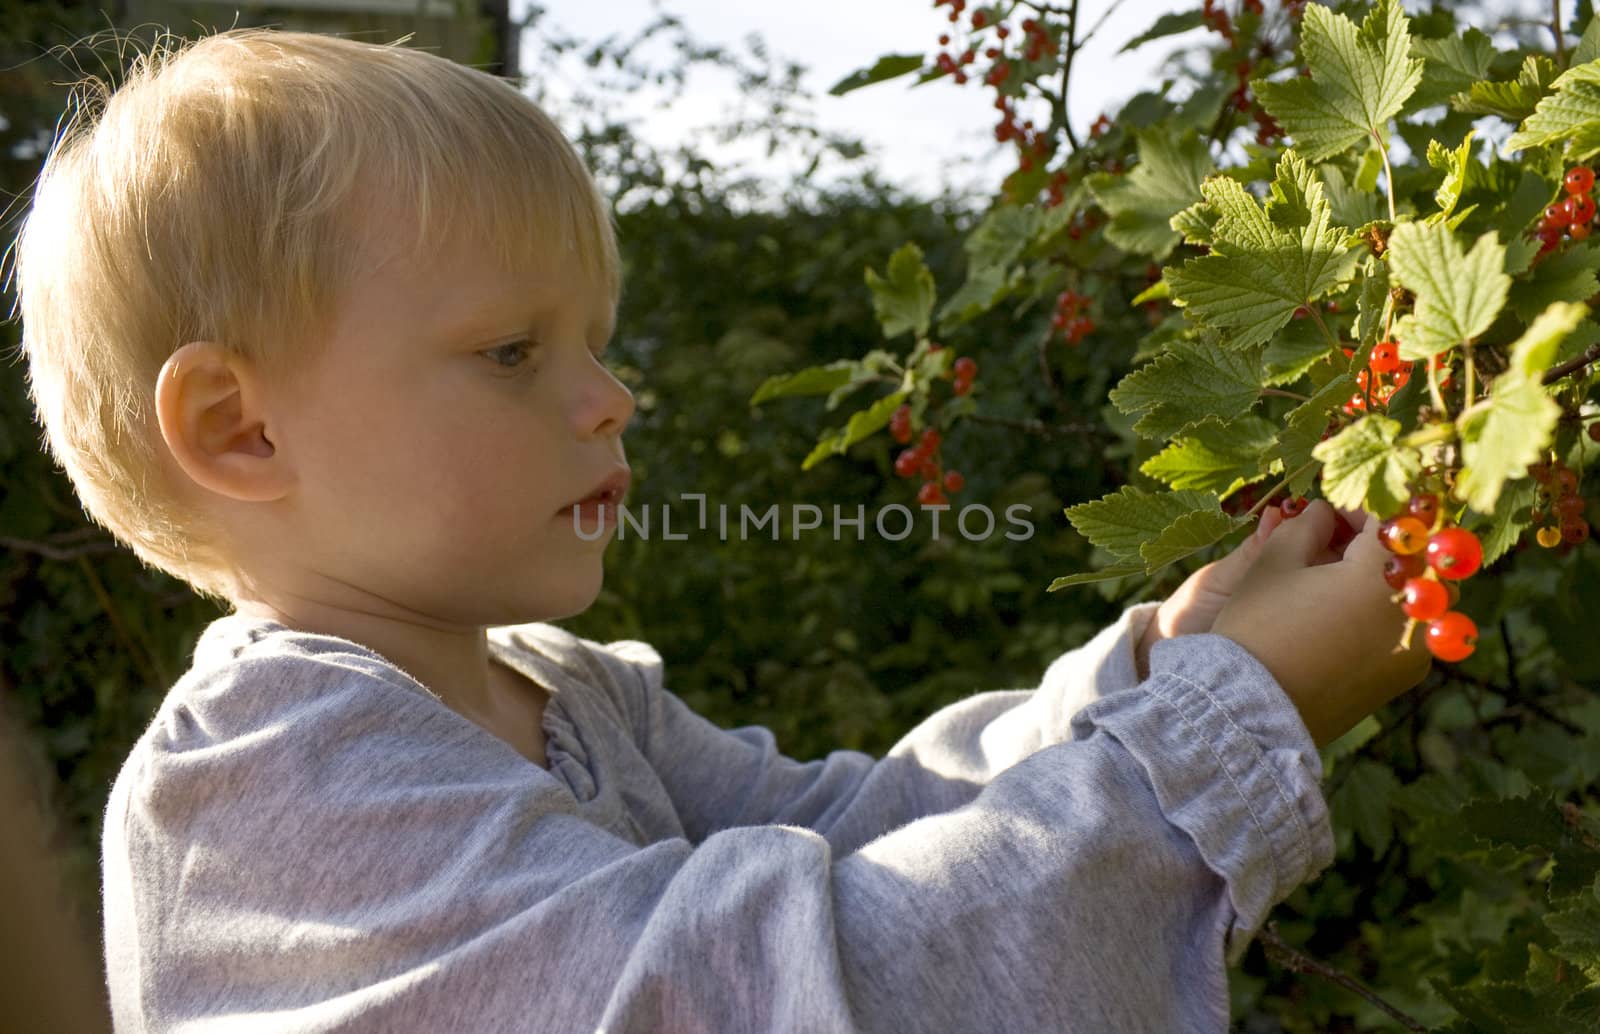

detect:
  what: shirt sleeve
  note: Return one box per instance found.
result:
[597,600,1164,851]
[105,624,1334,1033]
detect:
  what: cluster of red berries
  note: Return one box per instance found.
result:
[1378,490,1482,662]
[1336,340,1458,417]
[951,355,978,395]
[891,417,965,505]
[1536,166,1597,255]
[1529,457,1590,548]
[1051,290,1095,345]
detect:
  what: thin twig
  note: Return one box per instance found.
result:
[1257,923,1428,1032]
[1261,387,1310,402]
[1553,0,1568,67]
[963,411,1110,441]
[1,533,124,562]
[1056,0,1081,153]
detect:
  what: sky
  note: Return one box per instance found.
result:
[517,0,1195,202]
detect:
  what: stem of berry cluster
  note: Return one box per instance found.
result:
[1377,138,1398,224]
[1256,924,1428,1031]
[1541,341,1600,386]
[1240,460,1318,524]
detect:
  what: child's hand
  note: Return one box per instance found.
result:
[1211,500,1433,748]
[1135,501,1363,677]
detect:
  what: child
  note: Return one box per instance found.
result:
[10,27,1432,1033]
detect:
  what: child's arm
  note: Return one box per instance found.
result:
[580,597,1161,849]
[106,627,1333,1032]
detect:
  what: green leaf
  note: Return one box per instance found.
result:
[1108,336,1265,439]
[1426,130,1475,220]
[1412,30,1496,108]
[828,54,924,97]
[1354,254,1390,348]
[1119,11,1204,54]
[1264,372,1357,492]
[1140,415,1278,493]
[1455,302,1583,513]
[1387,221,1509,360]
[937,205,1037,326]
[1167,151,1359,349]
[1480,477,1537,568]
[1251,0,1423,162]
[1507,58,1600,158]
[1331,759,1401,856]
[1062,486,1226,568]
[1454,55,1560,122]
[865,243,936,340]
[798,390,909,471]
[1263,317,1336,385]
[750,359,859,406]
[1140,507,1248,570]
[1047,562,1147,591]
[1509,241,1600,322]
[1311,414,1420,516]
[1088,127,1215,259]
[1577,16,1600,67]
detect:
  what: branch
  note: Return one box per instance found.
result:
[1553,0,1568,67]
[1256,923,1429,1032]
[1056,0,1082,152]
[1541,342,1600,386]
[962,411,1111,442]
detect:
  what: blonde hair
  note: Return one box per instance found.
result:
[6,27,622,605]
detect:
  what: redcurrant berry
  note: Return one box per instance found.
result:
[1589,423,1600,443]
[918,456,939,481]
[1425,611,1478,662]
[952,376,973,397]
[1406,493,1439,529]
[1383,552,1427,590]
[1425,527,1483,580]
[919,427,942,453]
[895,450,920,479]
[917,481,947,507]
[1573,194,1597,224]
[1573,223,1593,242]
[1545,202,1573,229]
[942,469,965,493]
[1280,496,1308,518]
[1555,467,1579,495]
[1369,341,1403,374]
[1556,495,1586,520]
[1380,516,1430,555]
[1566,166,1595,196]
[1538,525,1563,548]
[1401,577,1449,622]
[953,356,978,381]
[1564,520,1590,545]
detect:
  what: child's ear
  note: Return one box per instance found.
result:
[155,341,294,503]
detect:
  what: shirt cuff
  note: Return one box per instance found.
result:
[1038,600,1163,741]
[1068,632,1335,967]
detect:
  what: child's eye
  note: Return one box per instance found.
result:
[481,341,532,370]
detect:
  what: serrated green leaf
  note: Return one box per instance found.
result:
[1507,58,1600,158]
[1455,302,1583,513]
[1412,30,1496,108]
[1047,562,1147,591]
[937,206,1037,325]
[1263,317,1336,385]
[1167,151,1359,348]
[1088,128,1215,260]
[1317,163,1386,230]
[1312,414,1419,515]
[828,54,924,97]
[1387,221,1509,360]
[750,359,859,406]
[1062,486,1222,564]
[1427,130,1475,220]
[1454,55,1560,122]
[1170,199,1218,246]
[865,243,936,340]
[1131,278,1170,306]
[1108,336,1265,438]
[1544,883,1600,971]
[1509,241,1600,322]
[1355,254,1391,348]
[1140,415,1278,493]
[1251,0,1423,163]
[1139,507,1249,571]
[1480,477,1537,568]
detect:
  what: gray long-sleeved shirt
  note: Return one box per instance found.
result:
[101,601,1335,1032]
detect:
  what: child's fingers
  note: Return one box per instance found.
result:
[1254,499,1338,572]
